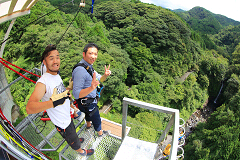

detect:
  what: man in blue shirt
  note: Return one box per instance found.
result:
[72,43,111,137]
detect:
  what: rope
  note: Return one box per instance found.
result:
[91,0,95,13]
[55,6,82,46]
[0,57,40,78]
[0,58,38,84]
[1,0,77,46]
[35,111,48,134]
[0,109,51,159]
[0,124,42,159]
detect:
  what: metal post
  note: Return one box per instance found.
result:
[169,111,179,160]
[157,115,175,144]
[0,19,16,58]
[122,100,128,142]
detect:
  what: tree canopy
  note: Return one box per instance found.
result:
[1,0,240,159]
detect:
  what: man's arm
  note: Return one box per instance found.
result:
[26,82,54,114]
[100,64,111,82]
[79,64,111,98]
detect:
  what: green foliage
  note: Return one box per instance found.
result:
[126,43,154,84]
[175,6,240,35]
[109,97,122,113]
[136,112,162,130]
[75,12,90,30]
[221,74,240,103]
[200,33,217,50]
[100,112,122,124]
[213,25,240,56]
[2,1,240,159]
[43,150,59,159]
[199,50,228,97]
[86,21,110,47]
[185,104,240,160]
[126,112,163,142]
[45,0,82,14]
[231,43,240,64]
[197,74,209,89]
[5,56,36,117]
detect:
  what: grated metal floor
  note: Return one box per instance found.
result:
[59,123,122,160]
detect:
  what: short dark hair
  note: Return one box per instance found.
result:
[83,43,98,53]
[41,44,57,62]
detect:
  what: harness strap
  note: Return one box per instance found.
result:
[55,125,66,133]
[78,98,95,105]
[84,105,98,117]
[72,63,94,77]
[76,98,98,117]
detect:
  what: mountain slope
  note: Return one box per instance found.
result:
[173,6,240,34]
[214,14,240,27]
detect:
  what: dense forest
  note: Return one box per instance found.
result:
[1,0,240,159]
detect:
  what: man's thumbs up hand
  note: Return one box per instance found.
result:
[50,88,70,108]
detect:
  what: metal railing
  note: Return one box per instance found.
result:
[0,68,40,95]
[121,97,180,160]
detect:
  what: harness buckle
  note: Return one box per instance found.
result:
[80,99,87,105]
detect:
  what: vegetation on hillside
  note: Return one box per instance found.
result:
[174,6,240,34]
[1,0,240,159]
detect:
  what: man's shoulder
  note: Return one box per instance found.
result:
[73,64,88,73]
[72,66,90,81]
[38,73,62,84]
[72,63,88,71]
[40,73,61,78]
[37,74,46,84]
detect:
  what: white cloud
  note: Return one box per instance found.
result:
[140,0,240,22]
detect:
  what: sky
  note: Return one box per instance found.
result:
[140,0,240,22]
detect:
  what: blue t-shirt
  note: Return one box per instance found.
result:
[72,59,101,103]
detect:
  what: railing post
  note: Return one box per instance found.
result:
[169,111,179,160]
[122,98,128,142]
[157,115,175,144]
[0,19,16,58]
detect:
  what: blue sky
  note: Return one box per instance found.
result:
[140,0,240,22]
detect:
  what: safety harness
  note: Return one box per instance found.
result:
[72,63,104,117]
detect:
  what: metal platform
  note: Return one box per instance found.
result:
[59,118,131,160]
[114,136,158,160]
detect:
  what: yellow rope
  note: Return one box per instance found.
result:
[0,124,43,160]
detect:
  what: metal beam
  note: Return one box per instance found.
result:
[157,115,175,144]
[0,68,39,95]
[0,0,11,4]
[123,97,179,114]
[122,100,128,142]
[28,0,39,9]
[0,10,30,24]
[0,19,15,58]
[22,0,33,10]
[9,0,17,13]
[169,111,179,160]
